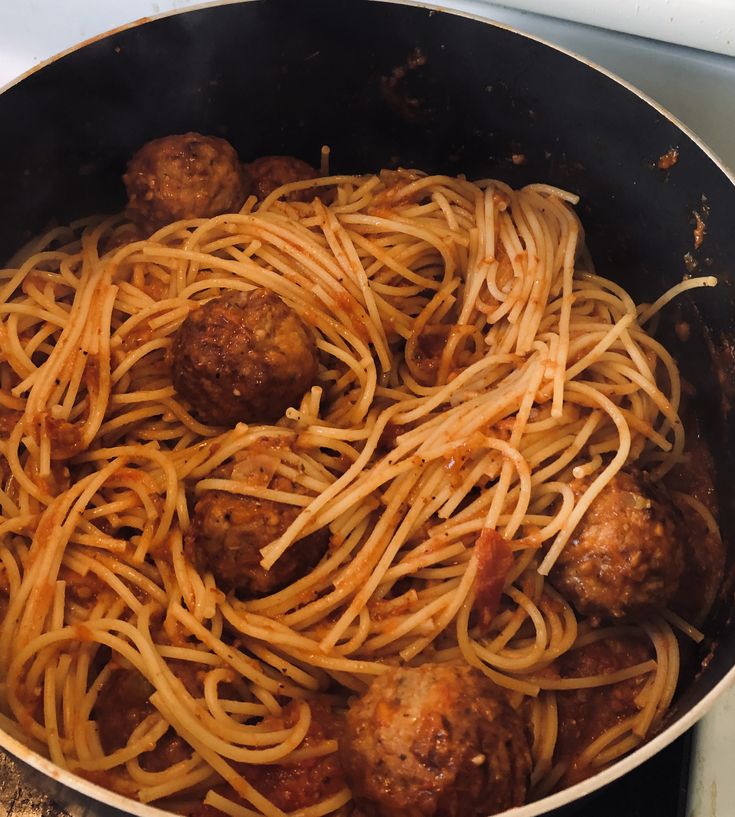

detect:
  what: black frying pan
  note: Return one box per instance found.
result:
[0,2,733,815]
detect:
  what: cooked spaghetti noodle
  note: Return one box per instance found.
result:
[0,167,721,816]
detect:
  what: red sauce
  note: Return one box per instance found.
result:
[553,636,651,786]
[121,319,155,353]
[332,290,370,342]
[664,419,725,624]
[44,415,83,458]
[474,528,514,631]
[192,699,345,817]
[377,420,400,454]
[411,326,450,384]
[73,624,95,642]
[58,564,106,605]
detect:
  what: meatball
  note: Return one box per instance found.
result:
[551,470,685,621]
[245,155,318,202]
[124,132,249,232]
[185,476,328,596]
[93,665,198,770]
[340,663,531,817]
[170,288,319,426]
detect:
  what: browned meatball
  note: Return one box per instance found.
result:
[124,132,249,232]
[185,476,328,597]
[245,155,318,201]
[551,470,685,621]
[170,288,319,426]
[340,663,531,817]
[94,666,197,770]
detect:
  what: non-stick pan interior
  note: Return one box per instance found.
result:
[1,0,733,302]
[0,0,734,811]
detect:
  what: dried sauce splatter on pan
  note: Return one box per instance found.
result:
[692,196,710,250]
[381,48,430,124]
[693,211,707,249]
[657,147,679,170]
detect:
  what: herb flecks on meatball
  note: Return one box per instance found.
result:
[245,155,318,202]
[185,475,328,597]
[124,132,249,232]
[170,288,319,427]
[551,470,685,621]
[340,663,531,817]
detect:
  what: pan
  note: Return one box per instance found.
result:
[0,1,733,815]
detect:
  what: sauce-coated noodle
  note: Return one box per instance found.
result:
[0,169,719,816]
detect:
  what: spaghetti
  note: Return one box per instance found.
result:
[0,167,721,816]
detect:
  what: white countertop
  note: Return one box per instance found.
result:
[0,2,733,815]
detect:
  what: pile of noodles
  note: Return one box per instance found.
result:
[0,168,719,817]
